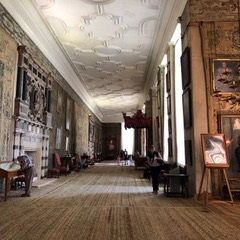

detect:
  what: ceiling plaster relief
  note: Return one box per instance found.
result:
[34,0,163,119]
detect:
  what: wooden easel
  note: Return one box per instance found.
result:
[197,167,234,211]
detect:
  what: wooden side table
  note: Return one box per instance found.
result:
[0,162,20,201]
[163,173,188,198]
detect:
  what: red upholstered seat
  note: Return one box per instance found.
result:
[48,167,60,178]
[55,153,69,176]
[48,153,70,178]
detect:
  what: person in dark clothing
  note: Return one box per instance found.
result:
[147,145,163,194]
[123,149,128,165]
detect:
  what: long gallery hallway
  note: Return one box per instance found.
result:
[1,161,240,240]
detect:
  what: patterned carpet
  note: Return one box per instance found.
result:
[0,161,240,240]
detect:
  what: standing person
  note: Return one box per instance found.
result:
[123,149,128,165]
[17,155,34,197]
[147,145,163,195]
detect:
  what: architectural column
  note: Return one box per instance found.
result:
[42,135,49,178]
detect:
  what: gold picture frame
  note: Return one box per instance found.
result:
[212,59,240,93]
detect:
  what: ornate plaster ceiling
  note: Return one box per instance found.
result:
[2,0,187,122]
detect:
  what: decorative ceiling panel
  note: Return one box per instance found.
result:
[0,0,185,122]
[33,0,164,120]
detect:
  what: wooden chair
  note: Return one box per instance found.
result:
[56,153,70,176]
[48,153,69,178]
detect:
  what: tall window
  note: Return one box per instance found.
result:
[172,23,185,165]
[121,123,134,155]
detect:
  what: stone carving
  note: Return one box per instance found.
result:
[28,85,46,122]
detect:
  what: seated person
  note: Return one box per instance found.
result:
[16,155,34,197]
[133,151,140,160]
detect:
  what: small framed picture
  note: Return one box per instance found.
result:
[66,98,71,130]
[168,138,172,157]
[167,95,171,115]
[57,90,63,113]
[56,128,61,149]
[182,88,192,129]
[185,140,192,165]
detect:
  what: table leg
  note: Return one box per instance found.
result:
[5,177,10,201]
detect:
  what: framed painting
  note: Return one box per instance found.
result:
[201,133,229,168]
[218,114,240,173]
[181,46,191,90]
[166,69,171,93]
[168,138,172,157]
[212,59,240,93]
[65,137,69,151]
[66,98,71,130]
[182,88,192,129]
[167,95,171,115]
[168,118,172,134]
[56,128,61,149]
[185,140,192,165]
[57,90,63,113]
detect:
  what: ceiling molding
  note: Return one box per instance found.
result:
[1,0,188,123]
[1,0,104,121]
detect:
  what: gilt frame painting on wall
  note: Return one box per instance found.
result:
[212,59,240,93]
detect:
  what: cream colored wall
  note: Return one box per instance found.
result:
[188,24,208,196]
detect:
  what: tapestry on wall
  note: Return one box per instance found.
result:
[74,102,89,155]
[0,28,17,161]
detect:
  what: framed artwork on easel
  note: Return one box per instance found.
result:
[198,133,233,208]
[201,133,229,168]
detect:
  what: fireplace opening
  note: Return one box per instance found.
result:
[25,148,42,182]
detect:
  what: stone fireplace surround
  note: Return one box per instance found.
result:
[13,117,50,181]
[12,45,53,181]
